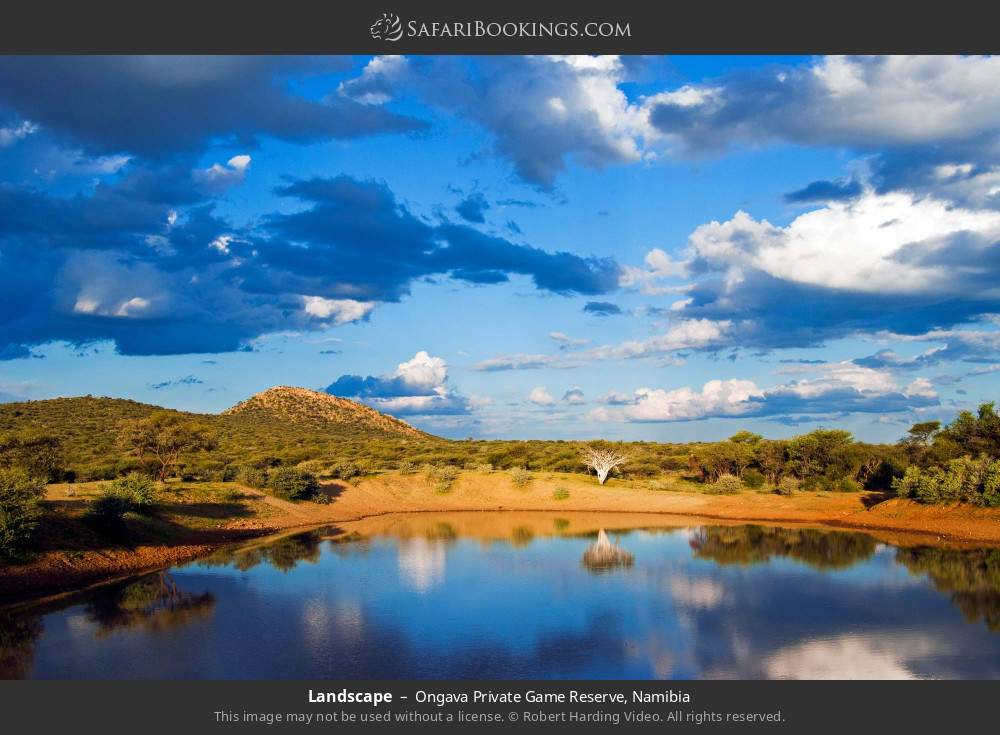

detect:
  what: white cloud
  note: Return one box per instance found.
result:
[549,330,589,347]
[764,633,941,680]
[620,247,689,294]
[527,387,556,406]
[302,296,376,325]
[588,319,730,360]
[610,362,937,423]
[0,119,37,147]
[338,55,408,105]
[649,55,1000,154]
[392,350,449,393]
[683,189,1000,296]
[194,154,251,192]
[473,353,577,371]
[626,379,761,422]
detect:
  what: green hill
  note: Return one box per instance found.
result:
[0,387,436,481]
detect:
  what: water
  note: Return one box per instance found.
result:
[3,512,1000,679]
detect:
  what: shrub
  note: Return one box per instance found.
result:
[552,487,570,501]
[509,467,532,487]
[0,468,44,558]
[267,467,319,501]
[834,476,863,493]
[474,463,494,473]
[708,474,743,495]
[429,465,460,493]
[89,491,133,521]
[892,466,921,499]
[397,460,417,475]
[775,477,798,496]
[742,469,765,489]
[237,464,268,489]
[329,461,361,480]
[103,472,157,508]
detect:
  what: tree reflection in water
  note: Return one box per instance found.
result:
[198,529,324,572]
[896,547,1000,631]
[689,525,878,570]
[582,529,634,573]
[84,572,215,637]
[0,610,41,678]
[0,571,214,678]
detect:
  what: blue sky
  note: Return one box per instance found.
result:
[2,55,1000,441]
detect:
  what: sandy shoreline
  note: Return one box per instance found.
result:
[3,471,1000,603]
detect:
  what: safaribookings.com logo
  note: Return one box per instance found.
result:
[370,13,404,41]
[369,13,631,41]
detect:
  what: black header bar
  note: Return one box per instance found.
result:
[3,0,1000,54]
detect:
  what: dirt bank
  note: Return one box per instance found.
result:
[3,471,1000,601]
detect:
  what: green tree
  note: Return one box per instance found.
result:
[0,468,45,558]
[117,412,215,481]
[0,431,63,481]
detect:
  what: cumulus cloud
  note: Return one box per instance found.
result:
[0,172,621,358]
[658,189,1000,350]
[0,56,424,158]
[337,55,409,106]
[326,351,471,416]
[562,387,586,404]
[527,387,556,406]
[301,296,377,325]
[341,55,657,187]
[605,362,937,423]
[192,154,251,194]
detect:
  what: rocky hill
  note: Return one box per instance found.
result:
[222,386,425,438]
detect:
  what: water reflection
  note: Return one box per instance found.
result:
[582,529,634,573]
[199,530,324,572]
[895,547,1000,631]
[2,516,1000,679]
[690,525,877,569]
[83,572,215,636]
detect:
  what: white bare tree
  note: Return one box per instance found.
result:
[582,446,628,485]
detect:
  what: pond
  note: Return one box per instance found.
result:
[3,512,1000,679]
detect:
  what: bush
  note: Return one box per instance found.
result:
[397,460,417,474]
[103,472,157,508]
[742,469,765,489]
[266,467,319,501]
[834,476,863,493]
[428,465,460,493]
[89,491,133,521]
[0,468,44,558]
[237,464,268,489]
[708,474,743,495]
[775,477,798,496]
[329,461,361,480]
[552,487,570,501]
[509,467,532,487]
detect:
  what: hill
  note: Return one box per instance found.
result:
[223,386,425,438]
[0,388,437,481]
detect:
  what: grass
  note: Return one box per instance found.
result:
[552,487,570,501]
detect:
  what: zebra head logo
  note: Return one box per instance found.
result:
[370,13,403,42]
